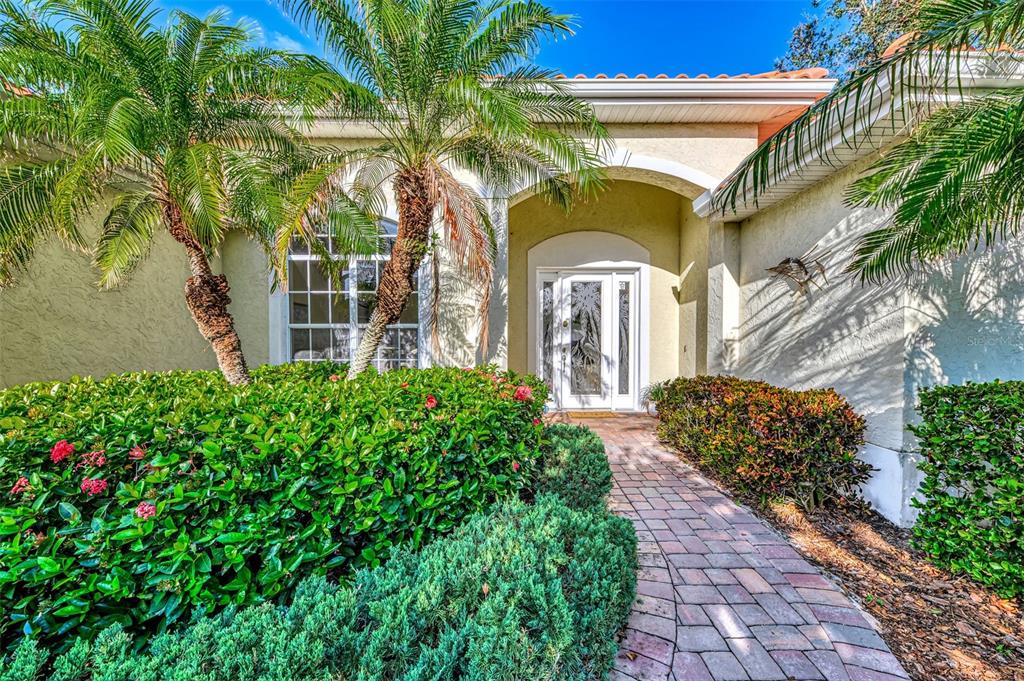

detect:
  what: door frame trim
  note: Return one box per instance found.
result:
[526,231,650,412]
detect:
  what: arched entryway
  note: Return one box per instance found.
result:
[508,178,698,411]
[528,232,650,410]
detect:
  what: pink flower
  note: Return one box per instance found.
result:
[79,478,108,496]
[533,418,541,427]
[135,502,156,520]
[513,385,533,402]
[81,450,106,468]
[128,446,146,461]
[512,461,521,472]
[50,440,74,464]
[329,374,340,382]
[425,395,438,409]
[10,476,30,494]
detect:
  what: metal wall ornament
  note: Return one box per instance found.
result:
[767,252,829,294]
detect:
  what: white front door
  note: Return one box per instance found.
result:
[537,269,639,410]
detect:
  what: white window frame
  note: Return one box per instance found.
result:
[268,219,432,369]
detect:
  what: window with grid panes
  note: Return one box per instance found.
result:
[287,219,422,370]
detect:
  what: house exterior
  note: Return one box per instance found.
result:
[3,59,1023,527]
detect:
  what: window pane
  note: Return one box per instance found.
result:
[309,294,330,324]
[309,262,330,292]
[289,237,308,255]
[311,328,331,360]
[357,262,376,291]
[290,293,309,324]
[398,328,418,360]
[570,281,602,395]
[331,327,351,361]
[289,260,308,292]
[357,293,376,323]
[331,293,350,325]
[290,328,311,361]
[618,281,630,395]
[541,280,554,388]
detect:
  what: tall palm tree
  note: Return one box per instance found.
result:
[715,0,1024,283]
[277,0,610,378]
[0,0,374,384]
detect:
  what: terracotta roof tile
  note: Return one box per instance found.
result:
[553,67,830,81]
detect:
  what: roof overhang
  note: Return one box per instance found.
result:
[557,77,837,125]
[696,53,1024,221]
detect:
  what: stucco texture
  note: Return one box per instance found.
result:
[735,162,907,452]
[507,180,693,384]
[0,205,273,388]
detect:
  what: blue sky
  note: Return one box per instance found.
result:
[163,1,819,76]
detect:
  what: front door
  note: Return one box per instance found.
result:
[538,270,639,410]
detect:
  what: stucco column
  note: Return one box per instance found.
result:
[480,192,509,368]
[706,220,741,375]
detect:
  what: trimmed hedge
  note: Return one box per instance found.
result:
[533,424,613,510]
[1,494,637,681]
[911,381,1024,598]
[0,364,545,650]
[656,375,871,510]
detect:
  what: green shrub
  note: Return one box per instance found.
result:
[911,380,1024,598]
[0,496,637,681]
[534,424,612,510]
[656,375,871,509]
[0,363,546,650]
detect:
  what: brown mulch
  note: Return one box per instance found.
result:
[658,439,1024,680]
[762,501,1024,681]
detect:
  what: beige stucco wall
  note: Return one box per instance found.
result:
[735,162,907,451]
[678,207,709,377]
[604,123,758,180]
[0,202,217,387]
[508,180,690,384]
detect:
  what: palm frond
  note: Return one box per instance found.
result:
[714,0,1024,213]
[848,90,1024,280]
[93,191,160,287]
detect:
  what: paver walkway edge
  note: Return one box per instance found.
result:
[569,415,909,681]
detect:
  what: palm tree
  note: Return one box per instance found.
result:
[277,0,610,378]
[715,0,1024,283]
[0,0,374,384]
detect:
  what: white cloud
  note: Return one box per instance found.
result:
[270,32,305,52]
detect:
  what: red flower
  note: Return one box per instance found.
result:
[401,382,409,389]
[513,385,533,402]
[128,446,146,461]
[10,476,30,494]
[425,395,438,409]
[329,374,340,382]
[134,502,156,520]
[532,418,541,427]
[512,461,521,472]
[79,478,108,496]
[50,440,74,464]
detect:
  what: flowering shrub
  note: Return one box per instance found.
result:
[911,381,1024,598]
[0,494,636,681]
[0,363,546,650]
[656,375,870,510]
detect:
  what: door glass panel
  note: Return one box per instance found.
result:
[541,280,554,388]
[618,281,630,395]
[570,281,602,395]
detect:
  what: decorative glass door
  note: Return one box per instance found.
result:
[538,270,638,410]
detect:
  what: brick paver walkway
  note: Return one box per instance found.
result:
[574,415,908,681]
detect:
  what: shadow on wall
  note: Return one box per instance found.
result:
[904,237,1024,434]
[736,210,907,452]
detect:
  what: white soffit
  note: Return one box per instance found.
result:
[561,78,837,124]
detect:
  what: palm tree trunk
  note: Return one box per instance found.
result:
[165,202,251,385]
[348,168,433,379]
